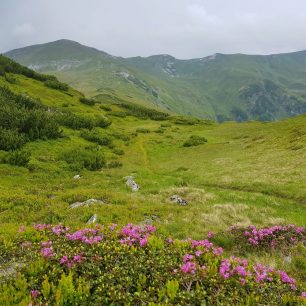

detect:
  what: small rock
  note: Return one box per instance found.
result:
[70,198,104,209]
[126,176,140,191]
[283,256,292,264]
[73,174,81,179]
[170,195,188,206]
[87,214,98,224]
[47,194,56,199]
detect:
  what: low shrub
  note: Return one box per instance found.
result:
[183,135,207,147]
[108,161,123,168]
[56,113,111,130]
[2,149,31,167]
[100,104,112,111]
[118,103,169,120]
[229,225,306,254]
[44,80,68,91]
[136,127,150,134]
[0,128,26,151]
[112,148,124,156]
[80,129,113,148]
[60,146,106,171]
[0,223,304,305]
[0,87,62,150]
[108,111,127,118]
[79,97,95,106]
[173,117,200,125]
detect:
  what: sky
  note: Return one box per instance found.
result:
[1,0,306,59]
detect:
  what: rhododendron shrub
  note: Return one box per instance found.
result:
[229,224,306,253]
[0,223,305,305]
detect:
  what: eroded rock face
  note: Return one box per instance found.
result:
[170,195,188,206]
[87,214,98,224]
[125,176,140,191]
[69,199,104,209]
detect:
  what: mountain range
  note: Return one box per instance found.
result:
[5,39,306,121]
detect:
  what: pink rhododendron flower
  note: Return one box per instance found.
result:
[219,259,231,279]
[181,261,196,274]
[207,231,214,239]
[109,223,118,230]
[301,292,306,298]
[41,240,52,247]
[195,250,203,257]
[183,254,194,262]
[31,290,39,298]
[139,238,148,246]
[52,224,69,236]
[41,247,53,258]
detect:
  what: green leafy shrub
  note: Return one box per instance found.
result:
[100,104,112,111]
[0,128,26,151]
[4,73,17,84]
[108,161,123,168]
[44,80,68,91]
[80,129,113,148]
[60,146,106,171]
[136,127,150,133]
[111,132,130,141]
[183,135,207,147]
[2,149,31,167]
[112,148,124,155]
[0,87,61,150]
[0,55,60,83]
[108,111,127,118]
[118,103,169,120]
[173,117,200,125]
[79,97,95,106]
[56,113,96,130]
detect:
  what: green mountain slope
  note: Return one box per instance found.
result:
[0,55,305,302]
[5,39,306,121]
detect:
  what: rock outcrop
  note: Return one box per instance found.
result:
[170,195,188,206]
[70,199,104,209]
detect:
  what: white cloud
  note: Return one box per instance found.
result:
[13,23,34,37]
[1,0,306,58]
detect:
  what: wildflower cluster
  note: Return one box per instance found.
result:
[66,228,102,244]
[0,223,304,305]
[119,223,156,246]
[231,224,305,251]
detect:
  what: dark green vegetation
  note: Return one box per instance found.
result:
[0,56,305,304]
[5,39,306,121]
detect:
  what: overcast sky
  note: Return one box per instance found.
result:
[1,0,306,59]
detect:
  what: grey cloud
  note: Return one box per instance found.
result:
[1,0,306,58]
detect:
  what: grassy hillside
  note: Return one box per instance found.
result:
[6,39,306,121]
[0,56,305,304]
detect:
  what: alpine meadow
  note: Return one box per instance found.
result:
[0,1,306,305]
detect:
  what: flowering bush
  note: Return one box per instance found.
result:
[0,223,305,305]
[230,224,306,252]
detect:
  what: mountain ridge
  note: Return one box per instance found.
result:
[5,39,306,121]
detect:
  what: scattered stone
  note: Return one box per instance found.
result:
[170,195,188,206]
[283,256,292,264]
[125,176,140,191]
[73,174,81,179]
[69,198,104,209]
[87,214,98,224]
[142,215,160,225]
[47,194,56,199]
